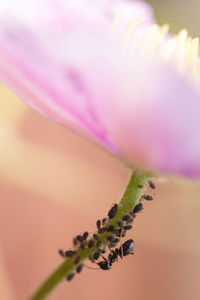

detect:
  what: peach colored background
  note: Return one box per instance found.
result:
[0,83,200,300]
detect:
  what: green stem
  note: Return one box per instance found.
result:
[29,170,149,300]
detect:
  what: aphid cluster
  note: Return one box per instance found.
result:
[97,239,135,270]
[58,180,156,280]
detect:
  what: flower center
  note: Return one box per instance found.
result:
[111,14,200,88]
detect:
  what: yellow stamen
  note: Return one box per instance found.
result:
[110,13,200,87]
[122,18,144,41]
[110,12,122,35]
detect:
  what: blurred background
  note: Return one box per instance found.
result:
[0,1,200,300]
[147,0,200,36]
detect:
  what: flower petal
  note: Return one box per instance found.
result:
[93,55,200,179]
[0,0,154,151]
[2,1,200,179]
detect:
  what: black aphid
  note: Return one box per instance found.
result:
[65,250,76,257]
[107,235,115,242]
[143,195,153,201]
[93,252,100,260]
[107,225,115,232]
[67,273,75,281]
[96,220,101,229]
[93,233,99,240]
[76,235,83,243]
[119,239,135,258]
[116,228,122,237]
[149,180,156,189]
[98,260,112,270]
[122,215,134,224]
[108,204,118,219]
[76,264,83,274]
[127,217,134,224]
[113,238,120,243]
[109,250,119,263]
[74,256,81,264]
[108,253,113,263]
[124,225,132,230]
[99,249,106,254]
[88,240,94,248]
[122,215,131,222]
[118,221,124,228]
[111,250,119,262]
[102,218,107,225]
[115,248,120,256]
[82,231,89,241]
[58,249,65,257]
[133,203,143,214]
[121,230,126,237]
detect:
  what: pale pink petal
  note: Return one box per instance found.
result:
[91,55,200,178]
[0,0,154,151]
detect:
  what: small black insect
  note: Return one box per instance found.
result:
[99,249,106,254]
[93,233,99,240]
[76,264,83,274]
[88,240,94,248]
[102,218,107,225]
[111,249,119,262]
[124,225,132,230]
[114,248,120,257]
[66,273,75,281]
[108,204,118,219]
[113,238,120,243]
[133,203,143,214]
[58,249,65,257]
[65,250,76,257]
[121,229,126,237]
[122,215,132,222]
[107,225,115,232]
[93,252,100,260]
[98,260,112,270]
[119,239,135,258]
[116,228,122,237]
[96,220,101,229]
[130,212,137,218]
[108,253,116,264]
[98,228,107,234]
[107,235,115,242]
[76,235,83,243]
[74,256,81,265]
[143,195,153,201]
[118,221,124,228]
[128,217,134,224]
[149,180,156,189]
[109,249,119,263]
[82,231,89,241]
[122,215,134,224]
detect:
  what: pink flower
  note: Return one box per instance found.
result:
[0,0,200,179]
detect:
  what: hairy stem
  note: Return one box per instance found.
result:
[30,170,149,300]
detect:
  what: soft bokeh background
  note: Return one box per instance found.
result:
[1,1,200,299]
[147,0,200,36]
